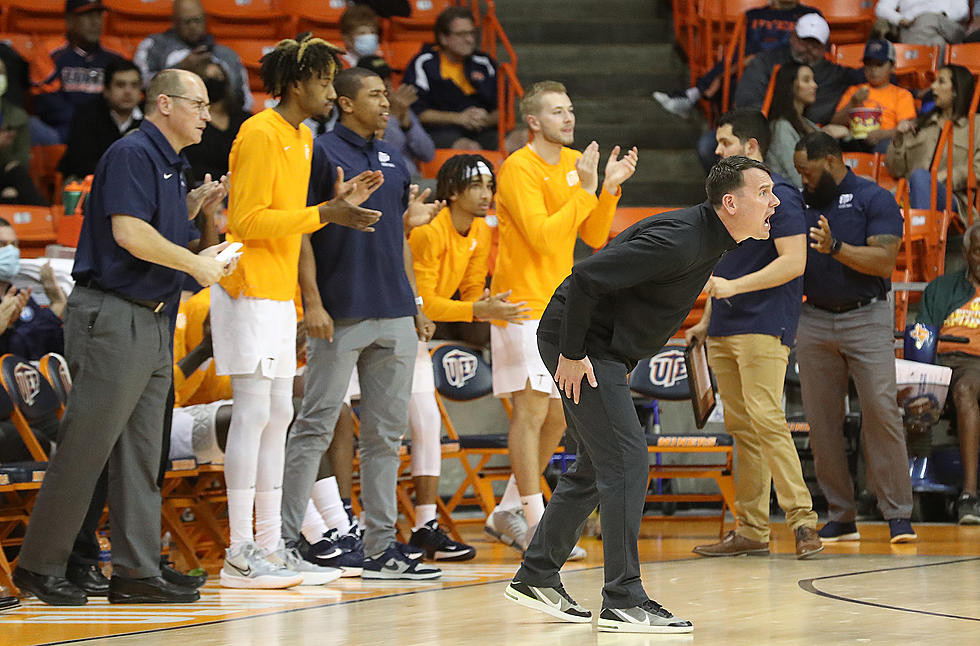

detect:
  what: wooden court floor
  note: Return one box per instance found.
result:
[3,519,980,645]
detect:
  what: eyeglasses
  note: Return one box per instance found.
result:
[448,29,478,38]
[167,94,211,115]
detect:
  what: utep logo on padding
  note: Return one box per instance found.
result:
[910,322,932,349]
[442,349,479,388]
[14,362,39,406]
[57,361,72,390]
[649,350,687,388]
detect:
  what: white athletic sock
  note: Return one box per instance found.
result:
[497,475,521,512]
[254,489,283,554]
[414,504,437,530]
[301,499,329,544]
[227,488,255,551]
[312,476,350,534]
[684,86,701,102]
[521,493,545,527]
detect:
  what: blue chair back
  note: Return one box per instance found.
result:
[904,322,938,364]
[431,344,494,402]
[629,346,691,401]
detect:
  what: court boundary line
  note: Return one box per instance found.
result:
[798,556,980,622]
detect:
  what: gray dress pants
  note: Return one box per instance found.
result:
[795,300,913,522]
[18,286,172,579]
[516,338,651,609]
[281,317,416,556]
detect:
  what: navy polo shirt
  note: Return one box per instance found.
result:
[0,296,64,360]
[708,172,805,346]
[802,170,903,307]
[73,120,196,303]
[306,123,416,319]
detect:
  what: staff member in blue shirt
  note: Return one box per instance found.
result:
[686,110,822,560]
[792,131,916,544]
[282,66,443,581]
[14,68,233,606]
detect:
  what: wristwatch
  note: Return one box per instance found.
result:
[415,296,424,306]
[830,238,843,256]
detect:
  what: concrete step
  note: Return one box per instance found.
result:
[519,68,687,99]
[500,18,671,45]
[607,149,707,206]
[513,43,679,74]
[569,97,703,149]
[493,0,667,21]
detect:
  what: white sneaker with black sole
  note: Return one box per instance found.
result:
[504,580,592,623]
[361,542,441,580]
[267,543,343,586]
[219,542,304,589]
[484,508,528,550]
[597,599,693,634]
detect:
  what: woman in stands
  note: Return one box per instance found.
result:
[885,64,980,217]
[766,61,818,190]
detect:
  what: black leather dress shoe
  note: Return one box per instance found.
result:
[0,595,20,611]
[66,563,110,596]
[108,576,200,604]
[12,567,87,606]
[160,557,207,590]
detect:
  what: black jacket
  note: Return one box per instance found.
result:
[539,202,737,369]
[58,94,141,179]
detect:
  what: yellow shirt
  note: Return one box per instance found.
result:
[409,207,491,322]
[491,144,620,318]
[220,109,324,301]
[439,56,476,95]
[173,288,232,407]
[940,291,980,357]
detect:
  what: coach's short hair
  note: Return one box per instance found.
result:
[519,80,567,121]
[706,155,771,207]
[794,130,842,160]
[145,69,189,115]
[717,109,771,158]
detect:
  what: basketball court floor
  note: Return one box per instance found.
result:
[3,519,979,645]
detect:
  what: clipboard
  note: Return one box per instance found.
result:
[685,337,717,429]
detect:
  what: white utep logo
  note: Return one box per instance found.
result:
[648,350,687,388]
[839,193,854,208]
[57,361,72,391]
[14,362,39,406]
[442,349,478,388]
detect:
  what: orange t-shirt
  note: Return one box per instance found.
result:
[939,291,980,356]
[836,83,916,137]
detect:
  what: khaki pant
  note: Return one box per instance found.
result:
[708,334,817,542]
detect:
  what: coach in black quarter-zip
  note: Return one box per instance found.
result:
[504,155,779,635]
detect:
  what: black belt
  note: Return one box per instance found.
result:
[77,278,166,314]
[808,295,885,314]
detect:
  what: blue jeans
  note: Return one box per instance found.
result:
[908,167,955,212]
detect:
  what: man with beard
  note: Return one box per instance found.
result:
[792,131,916,544]
[484,80,637,557]
[504,156,777,634]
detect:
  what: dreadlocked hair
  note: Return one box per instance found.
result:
[435,154,497,203]
[259,34,343,99]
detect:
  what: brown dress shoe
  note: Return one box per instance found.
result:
[795,525,824,559]
[692,530,769,557]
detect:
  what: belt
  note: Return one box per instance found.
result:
[807,295,885,314]
[77,278,166,314]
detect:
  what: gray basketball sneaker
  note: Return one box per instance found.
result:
[219,542,303,589]
[597,599,693,634]
[267,542,343,586]
[504,580,592,623]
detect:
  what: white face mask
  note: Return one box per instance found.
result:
[0,75,8,98]
[353,33,379,57]
[0,244,20,283]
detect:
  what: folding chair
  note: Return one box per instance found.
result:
[201,0,289,40]
[0,354,57,462]
[629,347,735,537]
[104,0,174,39]
[38,352,70,417]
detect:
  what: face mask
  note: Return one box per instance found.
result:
[353,33,379,57]
[0,75,8,98]
[204,78,227,104]
[0,245,20,283]
[802,169,840,210]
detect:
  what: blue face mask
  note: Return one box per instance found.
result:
[353,33,379,57]
[0,245,19,283]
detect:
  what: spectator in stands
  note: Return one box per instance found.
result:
[402,7,499,150]
[874,0,969,47]
[134,0,253,113]
[281,66,443,581]
[59,58,143,182]
[916,223,980,524]
[485,80,635,557]
[0,59,46,206]
[792,131,917,545]
[766,62,818,189]
[830,40,916,154]
[686,110,821,560]
[654,1,822,118]
[0,221,64,359]
[885,64,980,214]
[31,0,126,144]
[340,5,382,68]
[178,57,250,187]
[357,56,434,178]
[0,42,30,110]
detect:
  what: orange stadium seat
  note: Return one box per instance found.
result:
[39,34,135,61]
[280,0,346,36]
[417,148,505,179]
[5,0,64,36]
[842,152,877,182]
[201,0,288,40]
[0,205,56,257]
[947,42,980,74]
[224,38,278,92]
[389,0,455,41]
[608,206,678,240]
[104,0,175,39]
[381,39,424,72]
[0,32,38,64]
[28,143,66,207]
[806,0,875,45]
[692,0,766,85]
